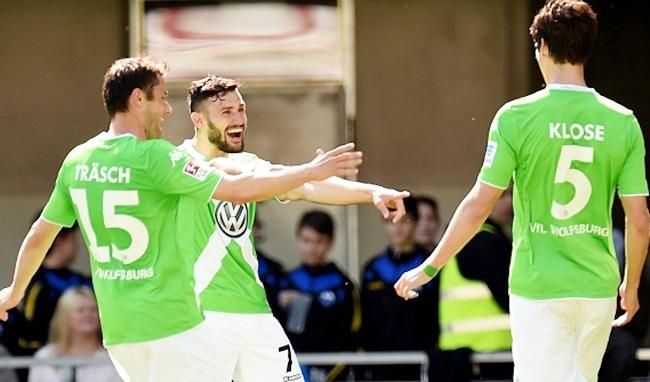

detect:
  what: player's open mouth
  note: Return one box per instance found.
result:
[226,130,243,139]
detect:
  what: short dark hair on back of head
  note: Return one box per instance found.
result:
[187,75,240,113]
[102,57,168,118]
[402,196,419,221]
[297,210,334,239]
[529,0,597,65]
[416,195,440,221]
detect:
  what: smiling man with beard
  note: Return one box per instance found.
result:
[177,75,410,382]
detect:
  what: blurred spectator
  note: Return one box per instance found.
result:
[434,189,513,382]
[279,210,358,381]
[414,196,441,253]
[0,341,19,382]
[28,286,120,382]
[599,228,650,382]
[360,196,440,380]
[2,212,91,358]
[253,215,287,319]
[278,210,359,351]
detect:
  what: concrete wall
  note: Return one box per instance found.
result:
[354,0,530,265]
[0,0,128,283]
[0,0,531,284]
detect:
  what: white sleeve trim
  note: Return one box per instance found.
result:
[41,216,72,228]
[619,192,649,197]
[273,196,291,204]
[477,178,508,190]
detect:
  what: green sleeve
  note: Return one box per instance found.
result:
[478,105,517,189]
[618,115,649,196]
[42,164,76,227]
[148,141,223,203]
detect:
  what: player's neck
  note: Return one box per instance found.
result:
[191,136,226,160]
[544,63,587,87]
[108,114,146,140]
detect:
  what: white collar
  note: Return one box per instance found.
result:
[545,83,595,92]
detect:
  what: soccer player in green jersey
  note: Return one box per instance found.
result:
[395,1,649,381]
[0,57,364,382]
[178,75,409,381]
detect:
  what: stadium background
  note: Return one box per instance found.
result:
[0,0,648,286]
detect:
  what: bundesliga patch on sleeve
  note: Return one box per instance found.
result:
[183,159,211,181]
[483,141,497,168]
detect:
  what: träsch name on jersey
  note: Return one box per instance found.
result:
[75,163,131,184]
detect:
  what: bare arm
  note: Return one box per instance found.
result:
[283,177,410,223]
[212,143,362,204]
[394,181,504,299]
[0,218,62,320]
[613,195,650,327]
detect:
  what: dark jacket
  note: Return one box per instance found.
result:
[360,246,440,351]
[281,262,359,352]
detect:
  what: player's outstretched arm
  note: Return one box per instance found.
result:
[212,143,362,204]
[394,181,503,300]
[613,195,650,327]
[0,218,62,321]
[282,176,410,223]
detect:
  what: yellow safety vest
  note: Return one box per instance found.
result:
[439,226,512,352]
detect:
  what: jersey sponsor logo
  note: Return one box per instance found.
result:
[483,141,497,168]
[169,149,184,167]
[183,159,210,181]
[215,201,248,238]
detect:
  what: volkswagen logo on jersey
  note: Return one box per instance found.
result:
[215,201,249,238]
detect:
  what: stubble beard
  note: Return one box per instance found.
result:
[207,121,244,153]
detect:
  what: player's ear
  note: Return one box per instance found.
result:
[129,88,145,110]
[190,111,204,128]
[539,38,550,56]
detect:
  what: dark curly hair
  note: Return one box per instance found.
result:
[529,0,597,64]
[187,75,240,113]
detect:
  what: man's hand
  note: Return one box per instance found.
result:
[278,290,301,310]
[307,143,362,181]
[0,287,23,321]
[372,188,410,223]
[394,265,433,300]
[612,283,639,327]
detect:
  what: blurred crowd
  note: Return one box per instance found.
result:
[1,194,648,382]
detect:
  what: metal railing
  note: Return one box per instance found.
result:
[299,351,429,382]
[1,349,649,382]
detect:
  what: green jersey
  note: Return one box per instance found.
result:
[42,133,222,345]
[177,140,273,313]
[479,84,648,299]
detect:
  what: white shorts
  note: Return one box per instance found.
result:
[106,321,226,382]
[510,294,616,382]
[205,311,305,382]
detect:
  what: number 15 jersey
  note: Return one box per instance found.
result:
[478,84,648,300]
[42,133,222,346]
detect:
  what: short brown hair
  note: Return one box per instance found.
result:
[187,75,240,113]
[102,57,168,117]
[529,0,597,64]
